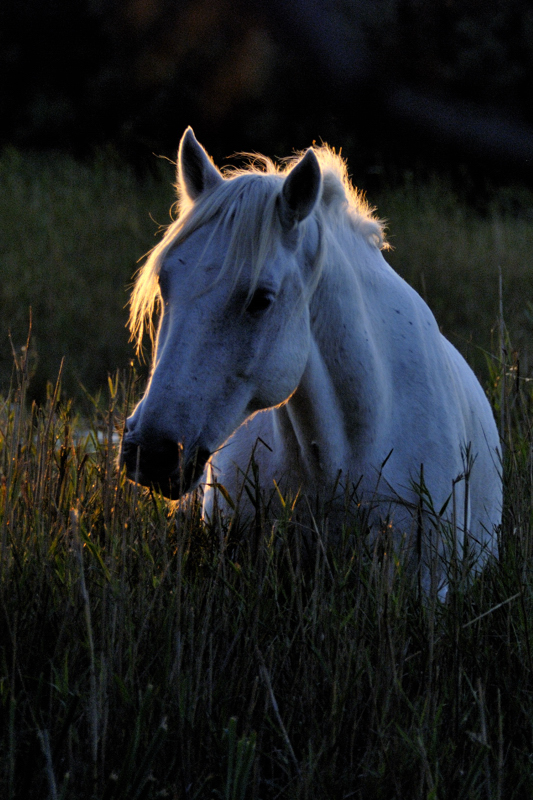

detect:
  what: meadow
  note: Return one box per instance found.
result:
[1,150,533,798]
[2,149,533,401]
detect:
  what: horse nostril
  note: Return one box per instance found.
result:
[123,416,138,439]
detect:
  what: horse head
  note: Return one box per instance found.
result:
[121,128,322,498]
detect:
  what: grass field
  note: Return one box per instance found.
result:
[1,323,533,799]
[0,149,174,402]
[1,150,533,798]
[1,148,533,401]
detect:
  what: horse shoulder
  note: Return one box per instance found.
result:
[207,409,280,501]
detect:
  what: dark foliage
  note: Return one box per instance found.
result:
[2,0,533,183]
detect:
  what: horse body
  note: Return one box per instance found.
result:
[206,229,499,547]
[121,128,501,589]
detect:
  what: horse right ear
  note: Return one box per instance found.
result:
[177,127,223,202]
[278,149,322,231]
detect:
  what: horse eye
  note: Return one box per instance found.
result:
[246,288,274,315]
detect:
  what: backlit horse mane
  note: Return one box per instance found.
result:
[129,145,385,352]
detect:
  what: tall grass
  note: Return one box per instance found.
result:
[1,333,533,798]
[0,149,174,401]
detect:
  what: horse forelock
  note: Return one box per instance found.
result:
[129,146,385,353]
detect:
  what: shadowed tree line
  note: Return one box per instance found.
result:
[2,0,533,181]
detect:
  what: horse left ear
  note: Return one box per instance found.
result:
[177,127,223,202]
[278,149,322,230]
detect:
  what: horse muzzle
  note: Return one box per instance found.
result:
[120,434,211,499]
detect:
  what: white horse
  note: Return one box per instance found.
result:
[121,127,501,591]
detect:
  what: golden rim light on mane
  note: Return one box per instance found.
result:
[129,144,386,355]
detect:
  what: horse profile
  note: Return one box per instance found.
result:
[121,127,501,592]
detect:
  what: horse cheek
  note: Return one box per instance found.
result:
[255,329,310,409]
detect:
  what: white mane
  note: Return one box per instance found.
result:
[129,146,385,352]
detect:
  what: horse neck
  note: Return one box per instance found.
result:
[278,232,390,485]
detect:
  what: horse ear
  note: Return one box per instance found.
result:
[278,149,322,230]
[177,127,223,201]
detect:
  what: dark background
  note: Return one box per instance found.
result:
[2,0,533,191]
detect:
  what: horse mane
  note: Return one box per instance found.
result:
[129,146,386,353]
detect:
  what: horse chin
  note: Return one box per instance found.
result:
[124,469,202,501]
[159,469,204,500]
[158,480,188,501]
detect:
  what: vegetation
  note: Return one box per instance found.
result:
[1,309,533,800]
[0,148,173,402]
[1,147,533,404]
[1,151,533,798]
